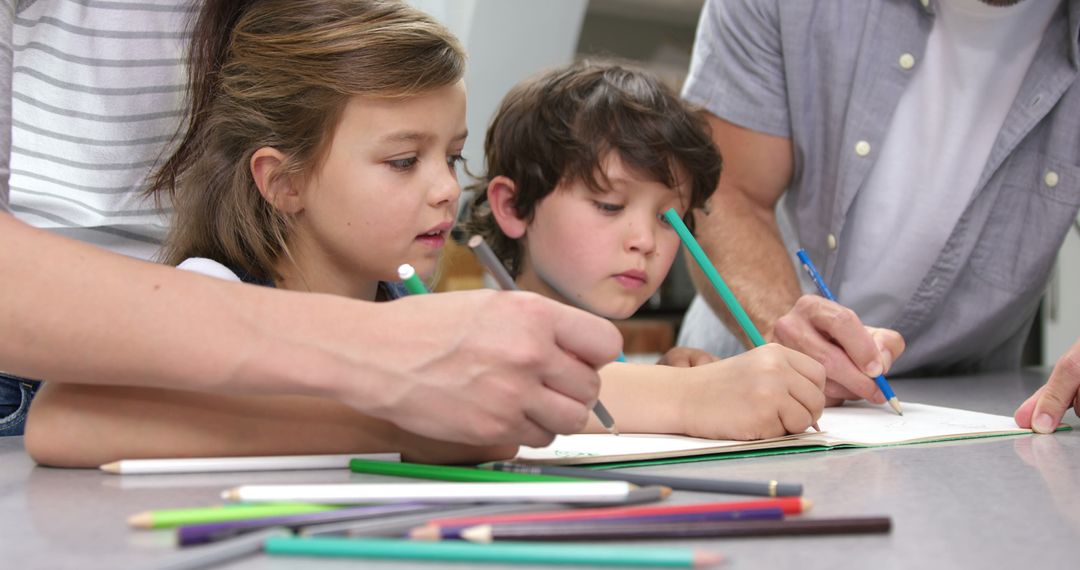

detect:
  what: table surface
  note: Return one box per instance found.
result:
[2,368,1078,570]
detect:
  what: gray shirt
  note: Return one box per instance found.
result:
[683,0,1080,375]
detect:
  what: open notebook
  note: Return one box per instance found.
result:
[515,402,1068,467]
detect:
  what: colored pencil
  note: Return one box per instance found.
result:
[222,481,641,504]
[796,249,903,415]
[465,234,621,436]
[662,209,820,431]
[424,497,810,529]
[460,516,893,542]
[156,527,291,570]
[264,536,724,567]
[128,503,343,530]
[177,503,436,547]
[491,462,802,497]
[411,506,785,540]
[397,263,430,295]
[349,458,585,482]
[101,452,397,475]
[300,504,570,538]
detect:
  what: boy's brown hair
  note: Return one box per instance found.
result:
[148,0,465,282]
[462,60,721,278]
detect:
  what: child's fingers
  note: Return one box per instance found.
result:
[777,398,816,435]
[787,372,826,423]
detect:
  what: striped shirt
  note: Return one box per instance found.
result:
[8,0,196,260]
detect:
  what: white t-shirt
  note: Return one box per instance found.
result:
[176,257,242,282]
[834,0,1060,326]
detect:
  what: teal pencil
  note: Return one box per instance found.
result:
[662,209,819,431]
[264,536,724,568]
[662,209,765,346]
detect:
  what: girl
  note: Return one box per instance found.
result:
[24,0,518,467]
[463,62,827,440]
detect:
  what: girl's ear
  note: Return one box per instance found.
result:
[250,147,303,214]
[487,175,527,238]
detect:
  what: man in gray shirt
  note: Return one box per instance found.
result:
[681,0,1080,431]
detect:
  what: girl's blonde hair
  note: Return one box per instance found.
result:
[149,0,465,282]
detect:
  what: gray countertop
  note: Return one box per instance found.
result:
[2,368,1077,569]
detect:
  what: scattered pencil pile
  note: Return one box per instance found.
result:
[114,455,892,568]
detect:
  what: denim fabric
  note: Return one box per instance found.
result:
[0,372,41,436]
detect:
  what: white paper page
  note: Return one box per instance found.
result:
[811,401,1029,445]
[516,402,1031,465]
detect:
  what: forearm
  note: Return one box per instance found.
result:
[689,186,801,345]
[24,383,514,468]
[0,214,387,400]
[581,363,687,435]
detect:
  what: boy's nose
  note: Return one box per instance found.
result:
[429,169,461,206]
[625,219,657,254]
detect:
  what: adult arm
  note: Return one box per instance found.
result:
[0,216,621,447]
[1015,337,1080,433]
[25,383,515,467]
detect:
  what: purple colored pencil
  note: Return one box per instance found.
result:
[414,506,785,540]
[178,503,436,547]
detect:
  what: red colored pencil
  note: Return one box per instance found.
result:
[424,497,810,529]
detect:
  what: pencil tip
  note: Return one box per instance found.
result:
[800,498,813,512]
[889,398,903,416]
[408,525,440,541]
[658,486,673,499]
[127,512,152,528]
[100,462,120,474]
[693,551,726,567]
[811,422,821,432]
[459,525,492,543]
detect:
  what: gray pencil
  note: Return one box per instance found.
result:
[155,527,290,570]
[466,234,621,436]
[494,463,803,497]
[299,503,565,538]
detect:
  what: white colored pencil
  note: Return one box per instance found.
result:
[222,481,637,504]
[100,453,399,475]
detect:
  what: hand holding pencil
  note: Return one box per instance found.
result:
[778,250,907,414]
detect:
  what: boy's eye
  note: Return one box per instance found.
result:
[592,201,624,214]
[387,157,418,171]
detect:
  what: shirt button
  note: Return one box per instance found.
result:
[827,233,838,250]
[899,53,916,70]
[920,0,930,8]
[855,140,871,156]
[1044,171,1059,188]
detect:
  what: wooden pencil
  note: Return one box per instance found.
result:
[265,536,724,567]
[459,516,893,542]
[221,481,641,504]
[492,462,803,496]
[424,497,810,529]
[101,452,397,475]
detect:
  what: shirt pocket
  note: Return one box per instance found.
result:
[969,151,1080,295]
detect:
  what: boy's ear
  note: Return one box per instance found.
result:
[250,147,303,214]
[487,175,527,238]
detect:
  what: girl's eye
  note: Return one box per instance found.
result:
[658,212,674,227]
[387,157,418,171]
[447,154,465,170]
[593,201,623,214]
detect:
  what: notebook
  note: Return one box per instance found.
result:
[515,402,1069,467]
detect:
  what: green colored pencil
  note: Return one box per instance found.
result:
[662,208,766,347]
[127,503,341,529]
[349,459,586,483]
[264,536,723,567]
[397,263,430,295]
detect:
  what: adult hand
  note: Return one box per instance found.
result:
[326,289,622,448]
[678,343,825,440]
[772,295,905,405]
[657,346,720,367]
[1015,337,1080,433]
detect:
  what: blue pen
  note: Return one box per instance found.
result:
[795,249,903,416]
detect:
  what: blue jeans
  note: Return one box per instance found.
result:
[0,373,41,436]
